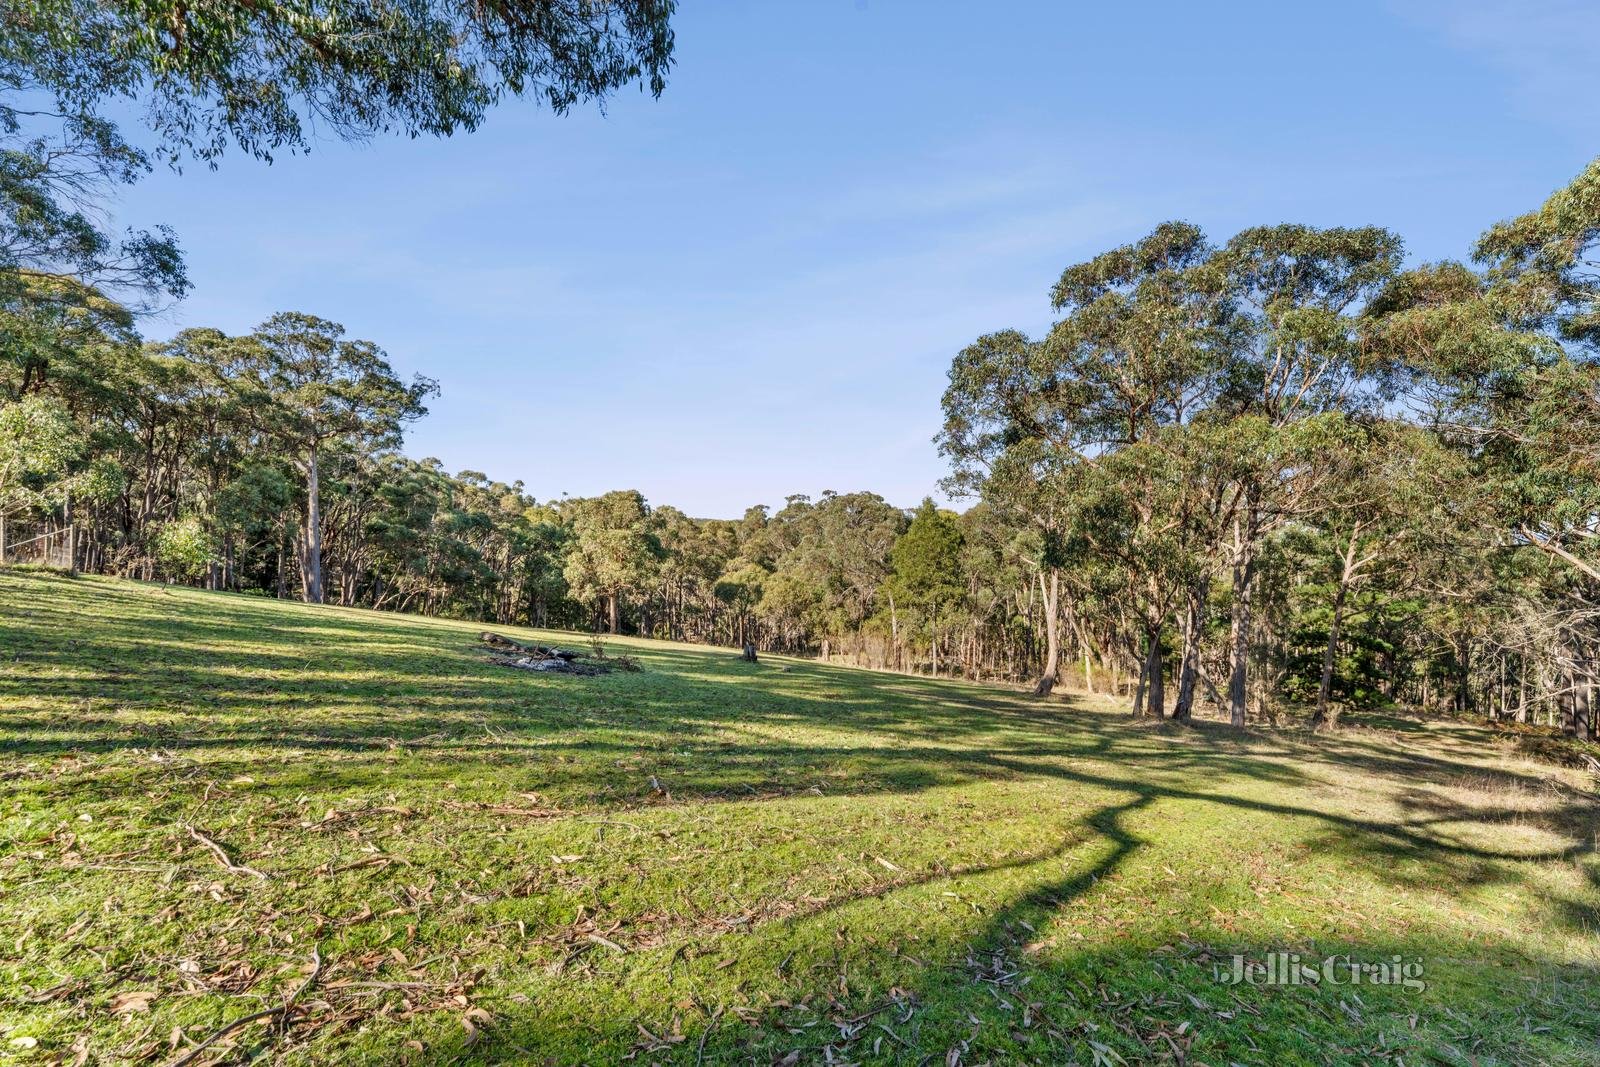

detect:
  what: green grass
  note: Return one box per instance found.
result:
[1,569,1597,1065]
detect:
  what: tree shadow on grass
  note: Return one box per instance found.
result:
[403,789,1599,1066]
[6,573,1600,1064]
[5,572,1593,880]
[0,571,1566,787]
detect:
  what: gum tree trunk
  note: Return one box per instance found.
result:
[1227,511,1259,728]
[1143,622,1165,718]
[300,446,324,604]
[1172,579,1207,721]
[1311,524,1369,732]
[1033,568,1060,697]
[1131,637,1147,716]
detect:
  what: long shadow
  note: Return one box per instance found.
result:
[6,571,1593,884]
[408,784,1599,1065]
[7,572,1600,1063]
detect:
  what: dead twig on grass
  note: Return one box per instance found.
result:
[185,825,270,881]
[164,947,321,1067]
[695,1006,724,1066]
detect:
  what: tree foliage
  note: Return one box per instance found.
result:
[3,0,677,163]
[5,139,1600,741]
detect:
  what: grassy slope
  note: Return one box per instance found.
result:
[0,570,1596,1066]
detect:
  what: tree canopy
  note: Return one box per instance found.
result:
[4,120,1600,743]
[3,0,677,163]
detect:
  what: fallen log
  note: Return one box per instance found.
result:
[479,632,578,660]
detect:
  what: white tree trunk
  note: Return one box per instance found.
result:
[301,447,324,604]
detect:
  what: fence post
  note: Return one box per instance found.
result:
[64,492,76,575]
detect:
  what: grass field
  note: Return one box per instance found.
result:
[1,569,1597,1065]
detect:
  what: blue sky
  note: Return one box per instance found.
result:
[116,0,1599,517]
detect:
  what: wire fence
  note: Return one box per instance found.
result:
[0,523,74,568]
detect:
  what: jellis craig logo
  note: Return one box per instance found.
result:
[1213,953,1426,991]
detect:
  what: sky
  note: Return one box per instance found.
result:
[113,0,1600,518]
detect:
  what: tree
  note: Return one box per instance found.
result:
[1366,160,1600,737]
[944,223,1230,704]
[940,330,1075,695]
[886,499,964,676]
[214,462,294,589]
[0,391,122,568]
[245,312,434,603]
[765,491,905,654]
[562,489,662,633]
[1211,223,1403,725]
[1469,159,1600,588]
[4,0,676,163]
[1298,422,1434,731]
[0,393,82,560]
[714,561,767,649]
[152,512,212,581]
[0,105,187,315]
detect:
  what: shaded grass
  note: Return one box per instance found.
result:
[1,569,1597,1065]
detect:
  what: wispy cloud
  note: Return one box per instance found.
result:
[1395,0,1600,140]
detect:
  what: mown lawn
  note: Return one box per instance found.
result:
[1,569,1597,1065]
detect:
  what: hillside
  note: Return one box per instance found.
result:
[1,569,1596,1065]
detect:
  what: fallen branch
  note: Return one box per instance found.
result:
[165,947,321,1067]
[587,932,628,954]
[479,632,578,660]
[186,825,270,881]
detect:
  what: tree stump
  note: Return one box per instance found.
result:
[741,643,758,663]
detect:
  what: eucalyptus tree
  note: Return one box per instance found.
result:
[941,330,1073,694]
[714,561,767,650]
[1298,421,1440,730]
[768,490,905,651]
[0,106,186,315]
[1365,161,1600,736]
[1160,419,1244,721]
[757,570,825,652]
[1470,160,1600,589]
[362,455,450,611]
[562,489,663,634]
[213,462,293,590]
[953,502,1038,681]
[0,393,79,559]
[512,503,573,629]
[1210,224,1403,724]
[1,0,676,428]
[944,222,1230,702]
[647,512,738,641]
[244,312,435,603]
[4,0,676,164]
[139,327,269,584]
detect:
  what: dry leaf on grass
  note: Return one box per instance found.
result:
[111,990,157,1015]
[460,1007,493,1046]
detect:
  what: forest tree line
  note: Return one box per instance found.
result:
[3,1,1599,735]
[5,160,1600,740]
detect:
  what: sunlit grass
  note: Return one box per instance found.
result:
[1,569,1596,1065]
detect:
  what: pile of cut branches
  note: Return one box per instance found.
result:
[478,632,626,676]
